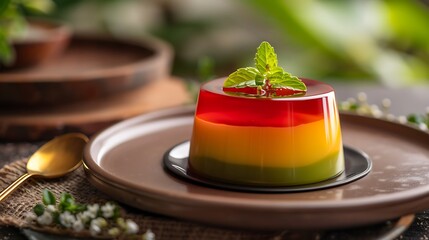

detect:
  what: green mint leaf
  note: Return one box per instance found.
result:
[236,80,257,87]
[407,114,422,124]
[223,67,259,87]
[33,204,45,216]
[66,203,86,214]
[271,75,307,92]
[268,67,305,92]
[255,74,264,86]
[254,41,277,74]
[268,66,288,80]
[59,192,75,212]
[60,193,75,204]
[42,189,56,206]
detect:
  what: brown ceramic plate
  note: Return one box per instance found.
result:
[0,35,172,107]
[84,106,429,230]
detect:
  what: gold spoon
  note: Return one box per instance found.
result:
[0,133,88,202]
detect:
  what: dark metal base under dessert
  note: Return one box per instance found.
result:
[164,141,372,193]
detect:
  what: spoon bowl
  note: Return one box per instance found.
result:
[0,133,88,202]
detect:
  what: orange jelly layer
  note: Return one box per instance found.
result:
[191,115,342,168]
[189,79,345,186]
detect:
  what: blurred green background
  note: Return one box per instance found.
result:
[6,0,429,86]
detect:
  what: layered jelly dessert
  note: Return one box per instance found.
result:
[188,41,344,186]
[189,78,344,186]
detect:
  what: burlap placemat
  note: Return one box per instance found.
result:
[0,159,287,239]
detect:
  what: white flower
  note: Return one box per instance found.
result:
[398,116,407,124]
[45,205,57,213]
[101,202,115,218]
[36,211,53,225]
[24,212,37,224]
[143,229,155,240]
[419,123,428,131]
[90,217,108,236]
[77,211,93,224]
[90,223,101,236]
[59,211,76,228]
[73,219,84,232]
[125,219,139,234]
[382,98,391,108]
[97,217,108,228]
[357,92,367,102]
[76,205,98,223]
[87,204,100,218]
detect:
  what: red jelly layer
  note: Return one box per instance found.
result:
[196,78,336,127]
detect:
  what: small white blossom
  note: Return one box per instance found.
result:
[24,212,37,224]
[98,217,108,227]
[36,211,53,225]
[143,229,155,240]
[60,211,76,228]
[87,204,100,218]
[386,114,395,121]
[90,219,101,235]
[125,219,139,234]
[398,116,407,124]
[90,217,108,236]
[382,98,391,108]
[356,108,366,115]
[340,101,350,111]
[357,92,367,102]
[372,109,383,118]
[77,211,93,224]
[45,205,57,213]
[90,223,101,236]
[101,202,115,218]
[73,219,84,232]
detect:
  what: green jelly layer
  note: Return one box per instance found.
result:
[189,151,344,186]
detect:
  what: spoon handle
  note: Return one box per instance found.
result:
[0,173,33,202]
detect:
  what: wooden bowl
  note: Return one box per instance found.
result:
[8,19,72,69]
[0,35,173,108]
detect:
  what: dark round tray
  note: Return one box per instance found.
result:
[164,141,372,192]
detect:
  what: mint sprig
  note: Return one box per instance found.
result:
[254,41,278,74]
[223,41,306,96]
